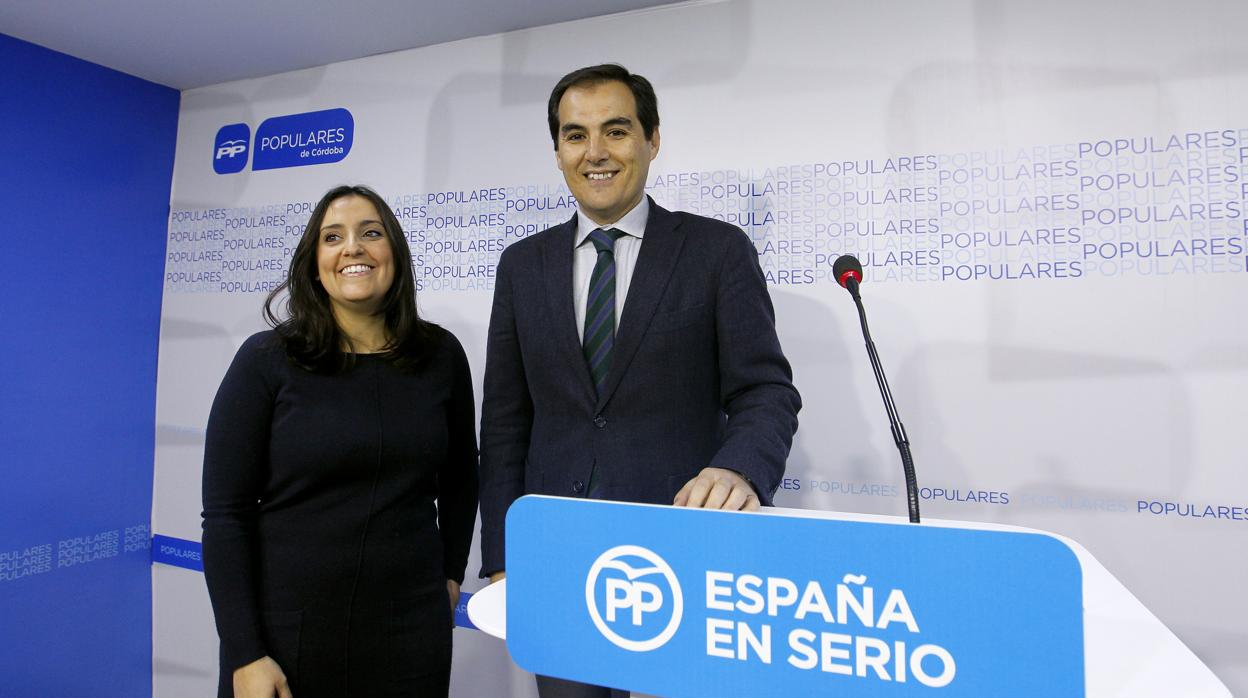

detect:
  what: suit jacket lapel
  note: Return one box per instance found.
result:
[543,214,597,404]
[596,200,685,411]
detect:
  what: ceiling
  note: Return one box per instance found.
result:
[0,0,682,90]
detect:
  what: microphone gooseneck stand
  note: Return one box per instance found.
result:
[842,274,921,524]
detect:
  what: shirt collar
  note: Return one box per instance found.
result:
[574,196,649,248]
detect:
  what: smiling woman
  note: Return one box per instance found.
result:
[201,185,479,698]
[314,194,396,326]
[263,186,424,371]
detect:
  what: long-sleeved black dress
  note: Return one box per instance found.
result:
[202,328,478,697]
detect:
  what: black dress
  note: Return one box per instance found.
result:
[202,329,478,697]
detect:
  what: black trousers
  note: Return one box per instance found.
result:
[536,674,630,698]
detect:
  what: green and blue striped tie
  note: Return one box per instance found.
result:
[583,228,626,395]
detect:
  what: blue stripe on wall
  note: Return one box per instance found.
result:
[151,535,204,572]
[0,32,179,697]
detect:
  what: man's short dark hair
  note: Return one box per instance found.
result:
[547,64,659,149]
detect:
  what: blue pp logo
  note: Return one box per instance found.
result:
[585,545,683,652]
[213,123,250,174]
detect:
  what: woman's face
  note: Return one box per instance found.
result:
[315,195,395,317]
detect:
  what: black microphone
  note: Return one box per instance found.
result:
[833,254,920,523]
[832,255,863,300]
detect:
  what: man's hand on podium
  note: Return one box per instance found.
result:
[674,467,760,512]
[490,470,756,588]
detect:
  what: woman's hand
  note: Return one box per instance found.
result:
[233,655,292,698]
[447,579,461,614]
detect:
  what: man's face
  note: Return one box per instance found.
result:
[555,80,660,226]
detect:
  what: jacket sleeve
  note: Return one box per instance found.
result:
[201,334,275,671]
[706,229,802,504]
[477,246,535,577]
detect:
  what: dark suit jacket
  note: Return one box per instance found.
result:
[478,199,800,576]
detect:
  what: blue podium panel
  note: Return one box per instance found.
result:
[507,497,1084,697]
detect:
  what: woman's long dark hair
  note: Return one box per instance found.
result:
[263,185,435,372]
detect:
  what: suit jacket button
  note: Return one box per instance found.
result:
[572,480,584,493]
[594,415,607,428]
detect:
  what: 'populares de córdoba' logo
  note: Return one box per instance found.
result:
[253,108,353,171]
[585,545,683,652]
[211,108,354,174]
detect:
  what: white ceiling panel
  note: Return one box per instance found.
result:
[1,0,685,89]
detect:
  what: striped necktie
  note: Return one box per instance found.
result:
[583,227,626,395]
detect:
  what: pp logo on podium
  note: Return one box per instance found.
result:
[585,545,683,652]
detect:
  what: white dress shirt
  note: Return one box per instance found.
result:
[573,196,649,342]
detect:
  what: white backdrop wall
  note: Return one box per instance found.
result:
[152,0,1248,694]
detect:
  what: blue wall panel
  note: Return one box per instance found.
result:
[0,33,178,696]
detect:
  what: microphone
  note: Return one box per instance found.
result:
[833,254,920,523]
[833,255,863,300]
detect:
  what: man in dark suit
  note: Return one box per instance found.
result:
[478,64,801,696]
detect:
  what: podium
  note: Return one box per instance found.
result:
[467,497,1229,697]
